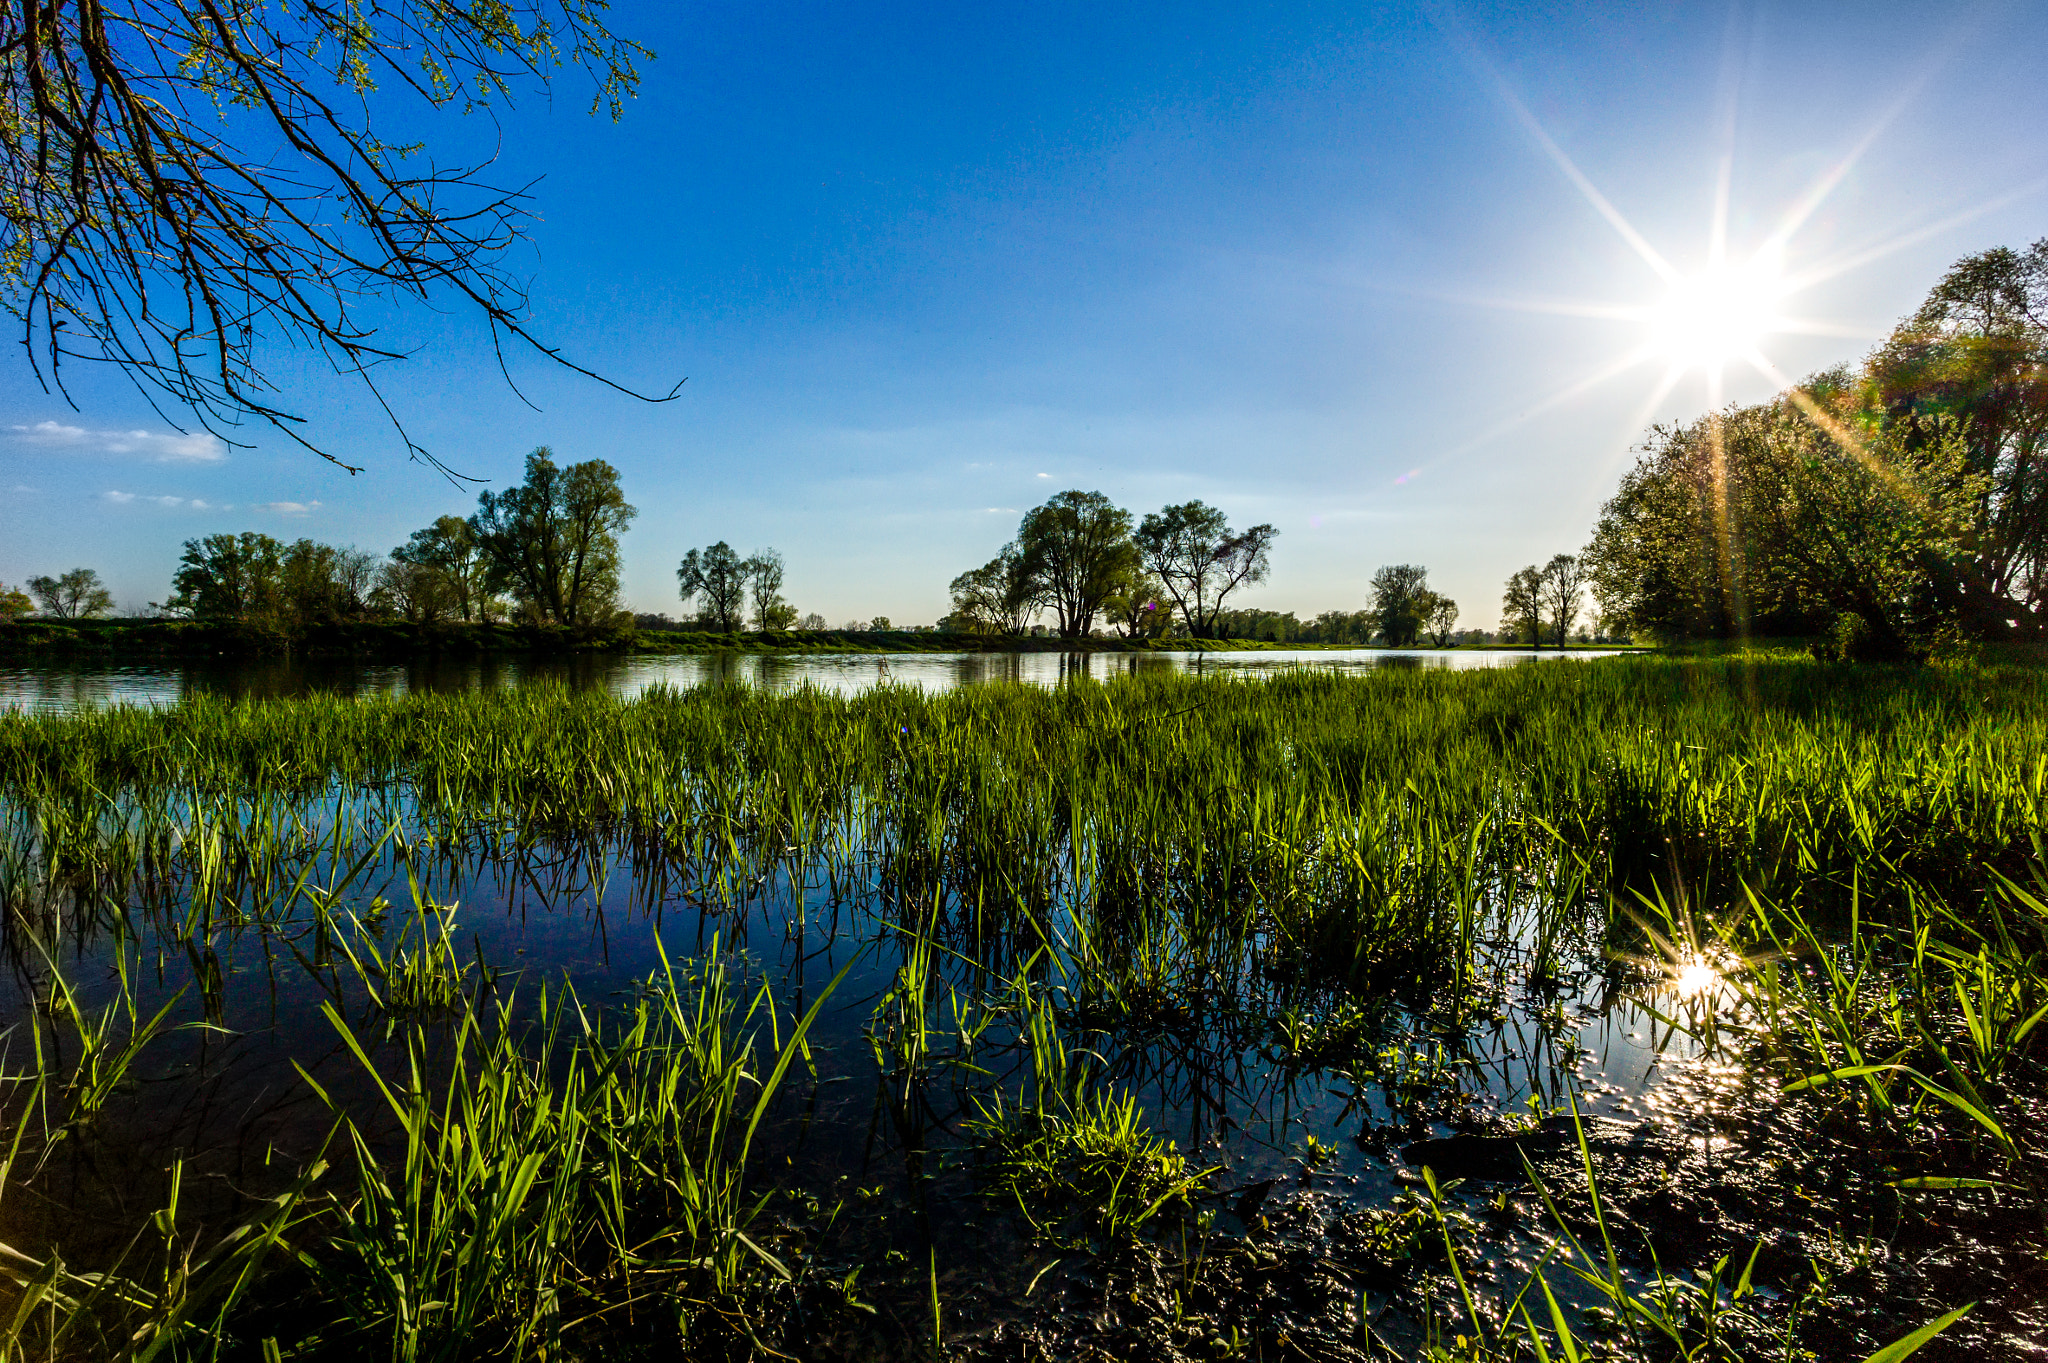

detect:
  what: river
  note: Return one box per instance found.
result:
[0,645,1621,712]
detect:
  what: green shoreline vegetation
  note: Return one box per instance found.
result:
[0,658,2041,1359]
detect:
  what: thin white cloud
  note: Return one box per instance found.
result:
[13,419,225,463]
[254,500,320,516]
[102,490,231,510]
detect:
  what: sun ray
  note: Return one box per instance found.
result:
[1575,361,1690,507]
[1623,363,1690,446]
[1405,344,1662,481]
[1705,0,1749,271]
[1783,176,2048,294]
[1769,316,1884,341]
[1408,292,1654,323]
[1741,346,1932,511]
[1764,7,1985,250]
[1419,8,2022,505]
[1459,50,1678,282]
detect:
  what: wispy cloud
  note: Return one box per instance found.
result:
[103,490,230,510]
[13,420,225,463]
[254,500,319,517]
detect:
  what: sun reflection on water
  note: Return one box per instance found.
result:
[1671,957,1723,997]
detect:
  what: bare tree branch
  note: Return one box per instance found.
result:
[0,0,680,473]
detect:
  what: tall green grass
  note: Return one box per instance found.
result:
[0,657,2040,1359]
[6,660,2040,981]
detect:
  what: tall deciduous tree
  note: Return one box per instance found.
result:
[26,568,115,619]
[677,542,748,630]
[1419,592,1459,646]
[742,549,793,631]
[1583,379,1983,656]
[0,0,668,469]
[1501,566,1545,647]
[471,449,636,625]
[1369,565,1430,646]
[279,541,379,624]
[1584,243,2048,654]
[393,517,496,622]
[0,585,32,622]
[948,542,1039,636]
[1540,554,1588,647]
[161,533,286,619]
[1016,491,1139,640]
[1133,501,1278,636]
[1102,567,1172,640]
[376,557,455,624]
[1866,239,2048,633]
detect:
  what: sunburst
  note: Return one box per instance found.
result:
[1402,36,2044,486]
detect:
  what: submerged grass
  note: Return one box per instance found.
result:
[0,937,840,1360]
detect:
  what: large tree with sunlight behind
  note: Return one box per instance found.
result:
[1585,242,2045,659]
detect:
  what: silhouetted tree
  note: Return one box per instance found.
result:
[393,516,497,622]
[1370,565,1430,646]
[1016,491,1139,639]
[161,533,286,619]
[1541,554,1588,647]
[742,549,794,630]
[1103,568,1172,640]
[949,541,1040,635]
[677,542,748,630]
[376,557,455,624]
[27,568,114,619]
[472,449,636,625]
[1501,566,1545,647]
[1134,500,1278,636]
[1421,592,1459,646]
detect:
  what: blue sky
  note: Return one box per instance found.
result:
[4,0,2045,628]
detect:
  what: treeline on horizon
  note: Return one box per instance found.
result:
[0,455,1604,648]
[939,495,1605,646]
[4,240,2041,660]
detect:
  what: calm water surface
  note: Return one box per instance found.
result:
[0,646,1623,712]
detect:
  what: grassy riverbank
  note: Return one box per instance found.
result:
[0,658,2039,1359]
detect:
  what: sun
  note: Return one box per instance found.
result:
[1646,253,1789,372]
[1402,49,1956,486]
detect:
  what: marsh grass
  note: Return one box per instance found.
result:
[0,658,2039,1358]
[964,991,1214,1244]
